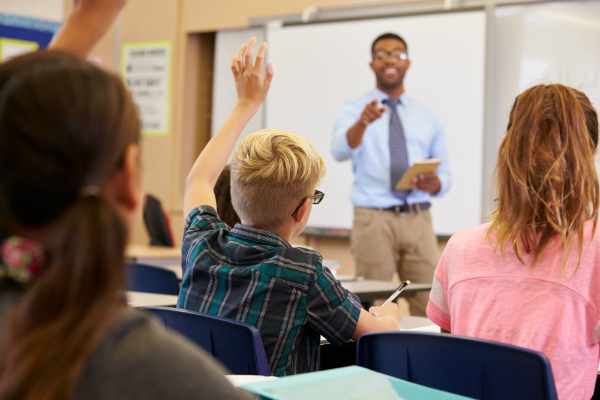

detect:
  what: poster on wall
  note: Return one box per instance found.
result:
[0,13,59,61]
[121,41,172,136]
[0,38,38,62]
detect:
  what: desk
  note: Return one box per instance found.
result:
[341,280,432,303]
[400,315,438,331]
[158,265,432,303]
[125,244,181,267]
[126,291,178,309]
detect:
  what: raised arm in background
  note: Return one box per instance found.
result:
[49,0,126,57]
[183,38,274,219]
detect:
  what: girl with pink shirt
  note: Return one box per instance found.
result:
[427,84,600,400]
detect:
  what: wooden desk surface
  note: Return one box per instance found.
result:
[126,291,178,309]
[126,244,181,259]
[340,280,432,302]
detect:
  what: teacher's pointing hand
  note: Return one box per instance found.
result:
[360,99,387,125]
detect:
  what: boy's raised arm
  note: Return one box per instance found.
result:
[184,38,273,219]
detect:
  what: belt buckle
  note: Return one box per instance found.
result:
[394,205,409,217]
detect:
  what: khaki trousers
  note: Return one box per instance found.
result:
[351,207,440,317]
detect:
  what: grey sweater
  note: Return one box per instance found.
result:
[0,291,255,400]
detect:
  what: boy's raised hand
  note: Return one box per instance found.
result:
[184,37,274,219]
[231,38,274,113]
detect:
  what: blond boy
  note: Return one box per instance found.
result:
[178,38,403,376]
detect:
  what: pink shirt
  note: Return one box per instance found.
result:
[427,222,600,400]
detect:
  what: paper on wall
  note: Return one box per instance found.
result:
[121,41,172,136]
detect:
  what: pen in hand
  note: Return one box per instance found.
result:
[381,280,411,307]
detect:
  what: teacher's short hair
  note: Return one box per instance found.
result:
[371,33,408,55]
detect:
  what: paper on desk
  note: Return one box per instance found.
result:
[240,366,472,400]
[402,324,441,333]
[226,375,278,387]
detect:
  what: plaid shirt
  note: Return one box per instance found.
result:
[178,206,361,376]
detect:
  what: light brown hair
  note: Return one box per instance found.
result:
[230,129,326,229]
[0,52,140,400]
[488,84,599,275]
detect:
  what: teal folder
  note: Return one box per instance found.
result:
[240,366,474,400]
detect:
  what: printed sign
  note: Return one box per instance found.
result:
[121,41,172,136]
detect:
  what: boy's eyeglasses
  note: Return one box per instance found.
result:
[291,190,325,218]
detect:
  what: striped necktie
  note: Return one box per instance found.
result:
[383,97,410,200]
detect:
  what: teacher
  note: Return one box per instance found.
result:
[331,33,451,317]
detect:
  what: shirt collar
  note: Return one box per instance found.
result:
[229,223,292,249]
[372,87,408,108]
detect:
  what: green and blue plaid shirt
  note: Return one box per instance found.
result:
[178,206,361,376]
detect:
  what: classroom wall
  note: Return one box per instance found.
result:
[181,0,384,32]
[6,0,445,277]
[0,0,63,21]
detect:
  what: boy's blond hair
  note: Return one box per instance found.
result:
[230,129,326,229]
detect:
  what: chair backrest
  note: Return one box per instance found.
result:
[125,262,179,295]
[357,332,558,400]
[143,307,271,376]
[144,194,174,247]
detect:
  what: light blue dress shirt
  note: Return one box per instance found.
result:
[331,88,451,209]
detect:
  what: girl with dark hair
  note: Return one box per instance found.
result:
[214,166,242,228]
[0,51,253,400]
[427,84,600,400]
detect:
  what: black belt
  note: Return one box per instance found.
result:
[381,202,430,215]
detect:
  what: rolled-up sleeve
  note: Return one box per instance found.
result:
[306,263,361,345]
[331,101,364,161]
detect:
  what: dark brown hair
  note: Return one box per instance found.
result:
[488,84,599,275]
[0,51,140,400]
[214,165,241,228]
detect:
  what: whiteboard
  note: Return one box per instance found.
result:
[492,1,600,180]
[265,12,486,235]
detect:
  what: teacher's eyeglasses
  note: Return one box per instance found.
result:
[373,50,408,62]
[291,190,325,218]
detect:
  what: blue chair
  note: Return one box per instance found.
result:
[357,332,558,400]
[143,307,271,376]
[125,262,179,295]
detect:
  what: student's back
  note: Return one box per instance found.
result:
[427,84,600,400]
[179,203,360,376]
[429,222,600,400]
